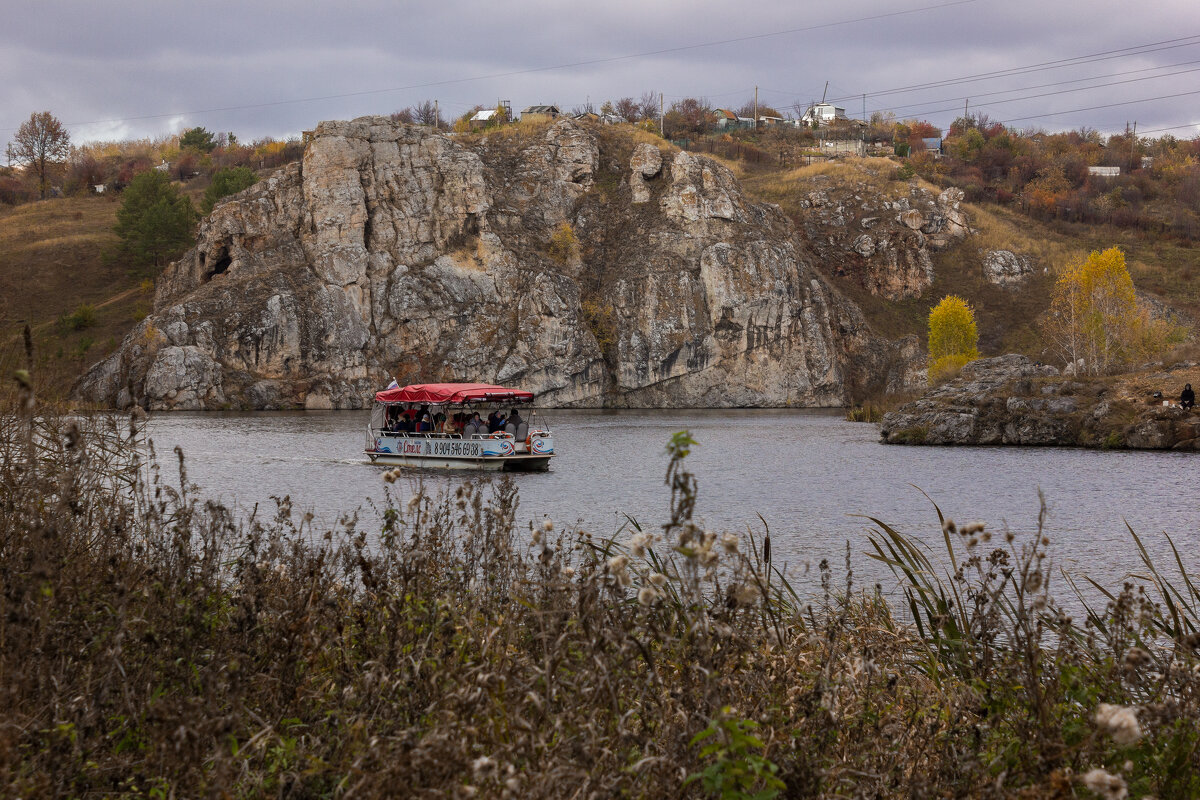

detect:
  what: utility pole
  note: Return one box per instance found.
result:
[754,85,758,130]
[659,92,664,137]
[963,98,969,123]
[1130,120,1138,172]
[434,99,439,130]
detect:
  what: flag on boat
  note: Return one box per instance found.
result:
[386,378,398,390]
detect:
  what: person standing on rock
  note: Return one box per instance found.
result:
[1182,383,1195,410]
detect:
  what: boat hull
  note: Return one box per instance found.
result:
[365,450,553,471]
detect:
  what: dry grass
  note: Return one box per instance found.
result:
[3,388,1200,797]
[0,195,147,398]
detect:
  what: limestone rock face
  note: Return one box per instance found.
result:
[629,142,663,204]
[794,173,971,301]
[982,250,1034,288]
[77,118,920,410]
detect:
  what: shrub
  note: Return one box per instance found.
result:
[58,303,97,332]
[548,221,578,265]
[201,166,257,214]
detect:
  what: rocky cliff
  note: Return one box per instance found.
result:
[77,118,922,410]
[881,354,1200,450]
[791,175,971,301]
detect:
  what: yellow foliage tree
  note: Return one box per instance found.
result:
[1042,247,1180,374]
[928,295,979,381]
[548,222,578,265]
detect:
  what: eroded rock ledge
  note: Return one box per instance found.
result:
[77,117,922,410]
[881,354,1200,450]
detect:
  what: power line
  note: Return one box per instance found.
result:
[826,34,1200,104]
[864,62,1200,121]
[2,0,981,134]
[873,58,1200,116]
[998,87,1200,126]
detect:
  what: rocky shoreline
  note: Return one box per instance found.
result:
[880,354,1200,450]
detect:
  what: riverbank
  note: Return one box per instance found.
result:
[881,353,1200,449]
[4,401,1199,797]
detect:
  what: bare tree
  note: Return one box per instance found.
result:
[6,111,71,199]
[413,100,444,128]
[614,97,639,122]
[639,91,659,122]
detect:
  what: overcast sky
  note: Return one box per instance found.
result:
[3,0,1198,148]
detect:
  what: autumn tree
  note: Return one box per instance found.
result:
[928,295,979,381]
[6,111,71,199]
[113,170,197,270]
[614,97,640,122]
[1042,247,1179,374]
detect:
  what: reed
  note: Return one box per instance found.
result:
[1,381,1198,797]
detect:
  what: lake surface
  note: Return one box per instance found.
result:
[145,408,1198,597]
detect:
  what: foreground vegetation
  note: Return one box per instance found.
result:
[2,372,1199,797]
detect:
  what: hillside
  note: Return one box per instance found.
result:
[4,125,1197,405]
[0,196,150,399]
[733,156,1197,361]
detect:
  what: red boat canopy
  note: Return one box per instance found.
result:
[374,382,535,405]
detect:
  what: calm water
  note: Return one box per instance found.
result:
[145,409,1199,596]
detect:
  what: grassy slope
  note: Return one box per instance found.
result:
[0,196,151,398]
[733,157,1198,361]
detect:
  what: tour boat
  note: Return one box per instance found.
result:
[364,382,555,471]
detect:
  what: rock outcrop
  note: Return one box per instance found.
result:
[78,118,921,410]
[880,354,1200,450]
[795,178,971,301]
[982,250,1035,288]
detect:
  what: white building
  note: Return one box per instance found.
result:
[801,103,847,126]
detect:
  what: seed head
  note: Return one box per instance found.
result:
[1094,703,1142,746]
[1080,767,1128,800]
[649,572,668,587]
[637,586,658,606]
[942,518,957,535]
[630,532,649,558]
[721,533,739,554]
[542,518,554,532]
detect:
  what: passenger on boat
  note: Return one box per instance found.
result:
[488,412,507,433]
[416,413,433,433]
[464,412,486,436]
[385,413,402,434]
[505,409,524,434]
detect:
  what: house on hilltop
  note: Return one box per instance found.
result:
[469,108,507,129]
[520,105,561,122]
[714,109,745,129]
[801,103,846,126]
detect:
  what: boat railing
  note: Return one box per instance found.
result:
[369,427,522,442]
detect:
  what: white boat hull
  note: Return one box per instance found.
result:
[365,431,554,472]
[364,450,553,471]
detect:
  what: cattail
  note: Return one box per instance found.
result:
[763,534,771,565]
